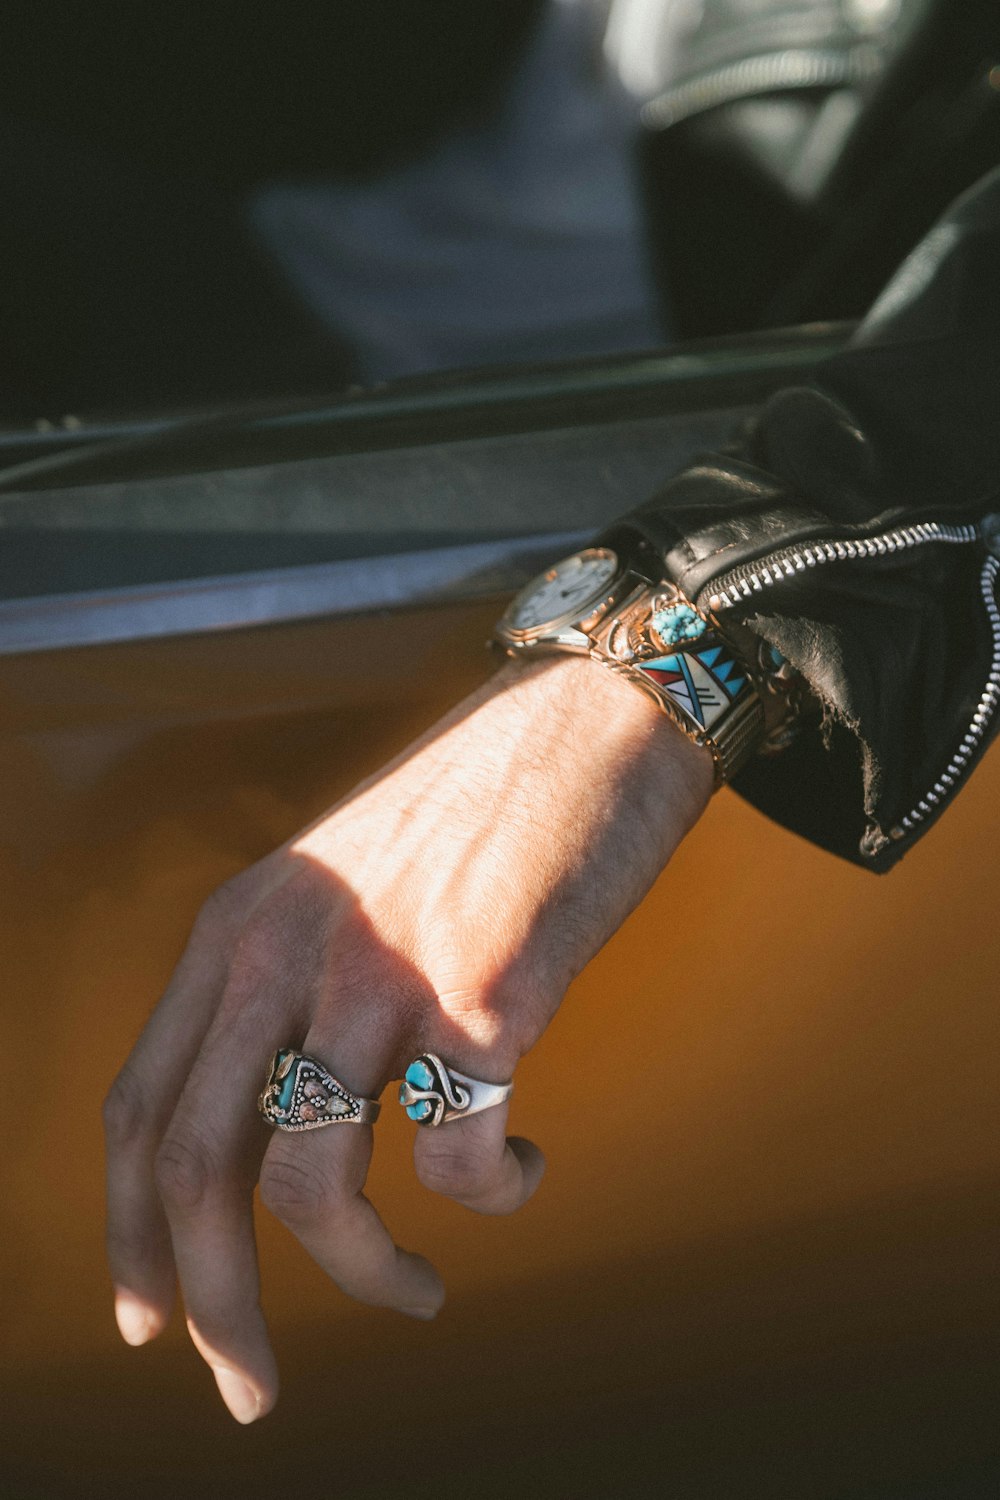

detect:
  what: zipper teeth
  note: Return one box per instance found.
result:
[698,517,997,857]
[641,47,880,131]
[703,521,981,612]
[891,554,1000,839]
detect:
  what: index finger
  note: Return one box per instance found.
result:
[103,906,237,1347]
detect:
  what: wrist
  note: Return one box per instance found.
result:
[492,653,714,837]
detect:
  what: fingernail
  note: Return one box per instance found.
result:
[114,1291,156,1347]
[400,1304,440,1321]
[213,1367,263,1425]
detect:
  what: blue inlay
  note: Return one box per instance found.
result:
[406,1100,433,1122]
[678,654,703,724]
[405,1060,434,1090]
[642,654,680,674]
[727,676,746,697]
[276,1055,297,1112]
[697,646,721,668]
[715,658,733,682]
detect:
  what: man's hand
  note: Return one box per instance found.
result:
[103,655,712,1422]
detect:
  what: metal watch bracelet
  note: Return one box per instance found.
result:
[577,577,766,784]
[495,551,801,786]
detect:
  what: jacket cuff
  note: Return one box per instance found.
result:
[599,168,1000,871]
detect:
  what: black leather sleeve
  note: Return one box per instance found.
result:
[600,167,1000,872]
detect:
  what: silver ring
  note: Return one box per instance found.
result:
[398,1053,513,1128]
[258,1049,381,1131]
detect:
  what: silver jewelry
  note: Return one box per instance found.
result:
[493,548,779,785]
[398,1053,513,1128]
[258,1049,381,1131]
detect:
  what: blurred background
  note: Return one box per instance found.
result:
[2,0,1000,416]
[2,2,1000,1495]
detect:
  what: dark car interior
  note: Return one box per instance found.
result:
[2,0,999,418]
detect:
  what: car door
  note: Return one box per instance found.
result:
[2,333,998,1497]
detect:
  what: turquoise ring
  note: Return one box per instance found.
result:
[398,1053,513,1128]
[258,1049,381,1131]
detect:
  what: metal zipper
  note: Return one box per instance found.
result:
[701,521,980,611]
[696,517,1000,858]
[879,552,1000,851]
[641,46,883,132]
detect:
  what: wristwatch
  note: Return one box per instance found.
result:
[494,546,797,784]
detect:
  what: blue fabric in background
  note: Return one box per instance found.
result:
[250,1,666,383]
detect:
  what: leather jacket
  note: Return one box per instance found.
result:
[601,166,1000,872]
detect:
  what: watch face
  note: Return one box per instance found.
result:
[506,548,619,633]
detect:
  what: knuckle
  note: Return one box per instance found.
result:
[435,967,545,1064]
[415,1136,495,1200]
[231,915,286,977]
[102,1069,150,1153]
[231,890,316,978]
[194,876,254,940]
[154,1132,219,1212]
[259,1149,333,1225]
[484,971,549,1051]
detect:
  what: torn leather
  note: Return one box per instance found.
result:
[601,166,1000,871]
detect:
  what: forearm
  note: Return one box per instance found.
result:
[298,651,713,1052]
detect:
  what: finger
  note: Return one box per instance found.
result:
[259,1023,445,1320]
[154,968,297,1424]
[413,1098,545,1216]
[103,903,237,1346]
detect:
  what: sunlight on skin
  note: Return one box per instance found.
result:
[114,1289,164,1347]
[187,1319,272,1425]
[104,657,711,1423]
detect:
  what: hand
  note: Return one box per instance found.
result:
[103,655,712,1421]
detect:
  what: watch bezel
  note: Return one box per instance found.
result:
[498,547,622,643]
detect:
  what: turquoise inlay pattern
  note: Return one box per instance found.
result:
[405,1100,433,1121]
[644,653,680,674]
[638,634,750,729]
[697,648,744,694]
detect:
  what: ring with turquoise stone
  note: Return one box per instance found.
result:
[398,1053,513,1128]
[258,1049,381,1131]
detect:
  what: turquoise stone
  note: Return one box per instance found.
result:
[405,1060,434,1090]
[406,1100,432,1122]
[276,1057,297,1113]
[652,604,706,646]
